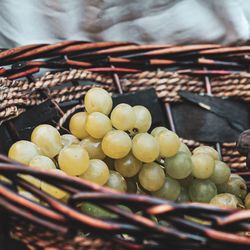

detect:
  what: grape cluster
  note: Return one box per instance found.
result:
[4,88,249,209]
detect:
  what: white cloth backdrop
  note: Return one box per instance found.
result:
[0,0,250,48]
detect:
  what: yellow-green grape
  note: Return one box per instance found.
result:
[193,146,219,160]
[165,152,193,179]
[152,176,181,201]
[8,140,41,165]
[19,174,41,189]
[102,130,131,159]
[138,163,165,192]
[61,193,70,203]
[0,175,11,184]
[104,170,127,192]
[114,152,142,177]
[156,130,180,158]
[111,103,136,131]
[61,134,80,148]
[189,179,217,203]
[178,142,192,156]
[151,126,168,137]
[84,87,113,115]
[80,159,109,185]
[31,124,62,158]
[29,155,56,170]
[176,187,190,203]
[209,160,230,185]
[81,202,115,218]
[85,112,112,139]
[18,190,40,203]
[230,174,245,182]
[244,193,250,209]
[58,144,89,176]
[41,169,67,199]
[191,153,215,179]
[80,137,105,160]
[210,193,241,209]
[217,174,247,200]
[132,105,152,133]
[132,133,159,163]
[69,112,89,139]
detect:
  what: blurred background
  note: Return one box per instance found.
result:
[0,0,250,47]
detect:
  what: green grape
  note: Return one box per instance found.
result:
[230,174,245,182]
[151,127,168,137]
[80,159,109,185]
[19,174,41,189]
[132,105,152,133]
[103,157,115,170]
[31,124,62,158]
[8,140,41,165]
[102,130,131,159]
[104,170,127,192]
[210,193,241,209]
[84,87,113,115]
[217,174,247,199]
[41,169,67,199]
[156,130,181,158]
[0,175,11,184]
[176,187,190,203]
[81,202,115,218]
[138,163,165,192]
[209,160,230,185]
[85,112,112,139]
[191,153,215,179]
[18,190,40,203]
[80,137,105,160]
[178,174,193,187]
[61,134,80,148]
[126,177,138,193]
[58,144,89,176]
[61,193,70,203]
[189,179,217,203]
[152,176,181,201]
[114,152,142,177]
[193,146,219,160]
[244,193,250,209]
[29,155,56,170]
[178,142,191,156]
[165,152,193,179]
[132,133,159,163]
[69,112,89,139]
[110,103,135,131]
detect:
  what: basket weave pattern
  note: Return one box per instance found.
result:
[0,41,250,249]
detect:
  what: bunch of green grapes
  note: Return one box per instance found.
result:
[6,87,249,210]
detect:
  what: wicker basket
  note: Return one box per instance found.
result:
[0,41,250,250]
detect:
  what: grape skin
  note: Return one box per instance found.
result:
[58,144,89,176]
[31,124,62,158]
[102,130,132,159]
[111,103,135,131]
[69,112,89,139]
[132,105,152,133]
[152,176,181,201]
[8,140,41,165]
[80,159,109,185]
[138,162,165,192]
[84,87,113,115]
[85,112,112,139]
[132,133,159,163]
[114,152,142,177]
